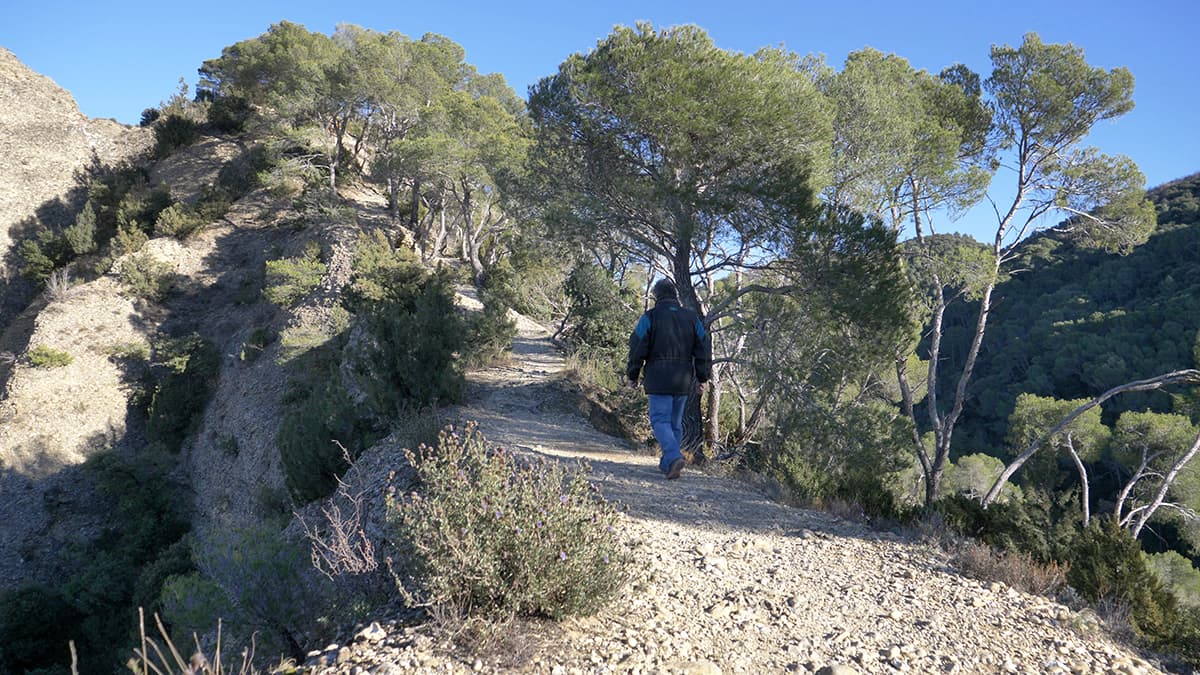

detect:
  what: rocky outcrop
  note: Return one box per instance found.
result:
[0,47,150,309]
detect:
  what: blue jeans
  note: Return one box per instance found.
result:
[649,394,688,473]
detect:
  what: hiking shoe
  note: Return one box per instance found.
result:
[666,458,685,480]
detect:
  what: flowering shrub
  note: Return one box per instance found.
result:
[386,423,629,622]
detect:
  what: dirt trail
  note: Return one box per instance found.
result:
[411,304,1169,675]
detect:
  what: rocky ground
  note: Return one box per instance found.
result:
[300,309,1174,674]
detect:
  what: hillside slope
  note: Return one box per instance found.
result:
[307,311,1168,674]
[947,173,1200,453]
[0,47,149,319]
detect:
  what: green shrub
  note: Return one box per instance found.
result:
[154,114,201,158]
[146,335,220,453]
[112,223,149,257]
[193,526,335,659]
[239,327,273,363]
[119,253,174,301]
[482,246,568,321]
[207,95,252,133]
[562,262,639,363]
[64,202,99,255]
[762,402,912,521]
[153,203,204,239]
[116,182,173,234]
[17,227,70,282]
[216,144,270,198]
[464,289,517,367]
[105,340,151,362]
[27,345,73,368]
[0,585,83,674]
[387,423,630,622]
[140,108,161,127]
[935,493,1063,562]
[264,242,325,306]
[277,311,348,364]
[278,375,374,503]
[348,233,466,412]
[1068,518,1180,643]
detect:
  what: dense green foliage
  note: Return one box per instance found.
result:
[954,175,1200,451]
[0,450,192,673]
[387,423,630,622]
[347,233,467,411]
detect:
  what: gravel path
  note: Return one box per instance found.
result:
[307,309,1170,675]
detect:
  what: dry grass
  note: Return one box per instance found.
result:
[953,539,1069,597]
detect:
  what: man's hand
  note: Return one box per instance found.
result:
[696,380,707,395]
[625,378,639,390]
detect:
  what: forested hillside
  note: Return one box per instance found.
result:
[1,19,1198,674]
[955,173,1200,452]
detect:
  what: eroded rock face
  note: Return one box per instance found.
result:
[0,47,150,308]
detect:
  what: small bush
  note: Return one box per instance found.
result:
[207,95,253,134]
[105,340,151,362]
[561,262,639,363]
[18,227,71,282]
[154,114,201,158]
[193,526,334,659]
[387,423,630,623]
[239,327,273,363]
[27,344,73,368]
[140,108,161,127]
[0,585,83,674]
[464,289,517,367]
[119,253,175,301]
[277,315,347,364]
[348,233,466,412]
[64,202,99,255]
[278,375,374,503]
[1068,518,1179,643]
[935,493,1062,562]
[264,243,325,306]
[154,203,205,239]
[112,223,149,257]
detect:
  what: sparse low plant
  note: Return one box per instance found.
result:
[44,268,73,301]
[277,308,349,364]
[239,327,273,363]
[954,539,1068,596]
[386,423,630,626]
[129,610,260,675]
[105,340,151,362]
[27,344,73,368]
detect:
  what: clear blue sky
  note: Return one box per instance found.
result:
[3,0,1198,240]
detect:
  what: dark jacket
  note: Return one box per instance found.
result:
[626,298,712,395]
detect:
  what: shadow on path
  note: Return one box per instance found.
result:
[453,314,864,541]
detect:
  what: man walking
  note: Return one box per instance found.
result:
[626,278,712,479]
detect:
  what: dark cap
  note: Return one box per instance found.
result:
[651,278,677,301]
